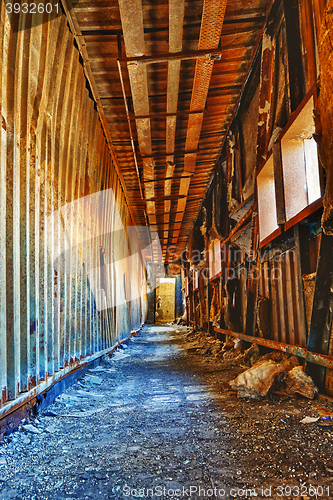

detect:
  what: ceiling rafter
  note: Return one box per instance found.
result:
[67,0,273,263]
[174,0,228,253]
[118,0,156,226]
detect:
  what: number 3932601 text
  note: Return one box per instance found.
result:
[5,3,60,14]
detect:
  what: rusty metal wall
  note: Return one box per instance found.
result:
[258,249,307,348]
[0,3,147,417]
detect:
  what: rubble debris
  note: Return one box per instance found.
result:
[22,424,41,435]
[1,325,333,499]
[229,360,284,399]
[58,407,109,418]
[230,359,318,400]
[243,343,260,366]
[111,350,131,361]
[284,366,318,399]
[43,410,57,417]
[44,425,57,434]
[87,376,103,385]
[317,416,333,427]
[300,416,319,424]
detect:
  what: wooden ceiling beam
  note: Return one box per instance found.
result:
[118,0,156,226]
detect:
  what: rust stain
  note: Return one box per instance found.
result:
[2,388,7,404]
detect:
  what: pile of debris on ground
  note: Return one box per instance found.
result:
[182,328,318,401]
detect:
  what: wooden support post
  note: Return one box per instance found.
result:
[283,0,305,111]
[272,142,286,225]
[306,233,333,388]
[245,31,276,336]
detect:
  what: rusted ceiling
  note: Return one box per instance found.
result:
[63,0,273,262]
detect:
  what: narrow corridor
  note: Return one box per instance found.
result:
[1,326,333,500]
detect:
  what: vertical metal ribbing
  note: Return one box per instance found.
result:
[66,62,81,365]
[109,161,116,346]
[86,116,95,356]
[81,154,89,358]
[75,99,84,361]
[96,135,105,352]
[71,70,85,362]
[5,11,21,400]
[104,151,112,348]
[63,41,78,367]
[0,3,8,405]
[38,124,47,381]
[45,14,66,378]
[276,256,287,344]
[47,126,55,378]
[58,35,74,369]
[0,3,148,414]
[100,167,107,350]
[27,30,38,389]
[52,26,70,373]
[18,12,31,392]
[78,90,91,359]
[108,167,116,347]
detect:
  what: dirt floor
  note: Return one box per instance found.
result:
[1,325,333,499]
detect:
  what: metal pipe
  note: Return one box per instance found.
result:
[214,327,333,370]
[118,48,222,65]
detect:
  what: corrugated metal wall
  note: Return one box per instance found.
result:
[0,3,147,415]
[258,249,306,347]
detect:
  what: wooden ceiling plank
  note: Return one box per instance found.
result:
[118,0,156,224]
[162,0,185,247]
[173,0,228,253]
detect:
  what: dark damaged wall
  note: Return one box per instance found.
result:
[183,0,333,394]
[317,0,333,234]
[0,3,148,416]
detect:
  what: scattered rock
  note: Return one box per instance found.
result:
[87,376,103,385]
[22,425,41,435]
[43,410,57,417]
[45,425,57,434]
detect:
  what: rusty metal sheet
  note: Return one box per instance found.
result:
[0,6,147,416]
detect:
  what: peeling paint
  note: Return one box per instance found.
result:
[259,100,271,116]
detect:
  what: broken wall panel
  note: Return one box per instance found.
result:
[257,249,307,347]
[180,0,330,389]
[0,4,147,413]
[317,0,333,235]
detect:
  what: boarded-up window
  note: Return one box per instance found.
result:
[257,156,279,243]
[209,239,222,279]
[281,95,321,221]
